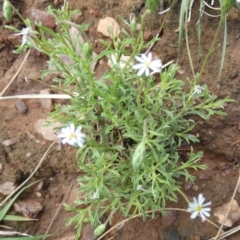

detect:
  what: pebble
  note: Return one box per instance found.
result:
[31,9,56,29]
[143,30,152,41]
[192,184,199,191]
[2,139,15,147]
[97,17,120,38]
[0,182,16,195]
[184,181,194,191]
[35,192,42,198]
[15,100,28,113]
[214,199,240,227]
[34,119,61,141]
[72,12,83,24]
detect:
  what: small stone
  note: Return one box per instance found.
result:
[192,184,199,191]
[15,100,28,114]
[2,139,15,147]
[199,173,211,180]
[214,199,240,227]
[35,192,42,198]
[143,30,152,41]
[14,199,43,219]
[34,119,61,141]
[184,181,194,191]
[97,17,120,38]
[34,181,43,192]
[26,152,32,158]
[31,9,56,29]
[0,182,16,195]
[72,12,83,24]
[39,89,53,110]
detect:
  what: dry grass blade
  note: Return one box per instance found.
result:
[43,183,73,240]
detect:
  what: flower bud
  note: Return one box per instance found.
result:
[3,0,13,21]
[132,140,145,172]
[93,224,106,236]
[130,17,137,34]
[146,0,159,12]
[82,42,93,60]
[221,0,235,15]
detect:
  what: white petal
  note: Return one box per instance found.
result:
[69,123,75,133]
[198,194,205,206]
[135,56,145,63]
[133,63,145,70]
[75,126,83,134]
[61,138,68,144]
[202,201,211,207]
[145,68,150,76]
[58,133,67,138]
[199,212,206,221]
[137,67,146,76]
[202,210,210,217]
[190,211,198,219]
[146,52,152,61]
[141,53,149,62]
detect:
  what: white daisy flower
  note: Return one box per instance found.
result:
[187,193,211,222]
[58,123,86,148]
[90,189,99,199]
[133,52,162,77]
[15,27,35,47]
[190,85,205,98]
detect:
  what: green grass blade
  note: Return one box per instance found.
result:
[0,180,41,221]
[3,215,37,221]
[0,235,51,240]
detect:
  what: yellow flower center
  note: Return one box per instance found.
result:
[145,61,150,67]
[69,133,76,139]
[196,205,202,212]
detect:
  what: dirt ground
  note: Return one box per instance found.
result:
[1,0,240,239]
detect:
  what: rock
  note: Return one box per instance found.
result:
[143,30,153,41]
[39,89,53,110]
[184,181,194,191]
[161,210,177,228]
[97,17,120,38]
[2,139,15,147]
[72,12,83,24]
[14,199,43,219]
[31,9,56,29]
[15,100,28,113]
[0,182,16,195]
[214,199,240,227]
[34,119,61,141]
[192,184,199,191]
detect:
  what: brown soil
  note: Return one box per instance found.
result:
[0,0,240,239]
